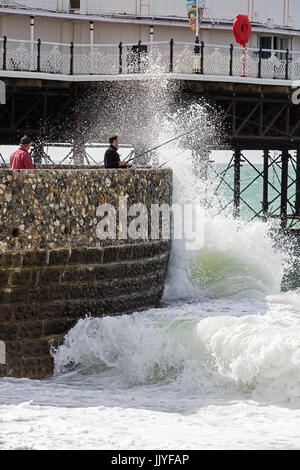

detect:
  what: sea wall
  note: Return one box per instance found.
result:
[0,167,173,379]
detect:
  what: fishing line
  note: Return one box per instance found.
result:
[156,148,188,169]
[127,128,201,164]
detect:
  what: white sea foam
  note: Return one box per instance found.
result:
[53,292,300,404]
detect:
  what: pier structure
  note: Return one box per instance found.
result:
[182,79,300,230]
[0,70,299,228]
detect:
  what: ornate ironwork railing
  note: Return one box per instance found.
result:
[0,37,300,80]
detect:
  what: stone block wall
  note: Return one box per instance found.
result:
[0,168,173,378]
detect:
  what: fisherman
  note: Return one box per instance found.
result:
[10,136,35,170]
[104,136,128,169]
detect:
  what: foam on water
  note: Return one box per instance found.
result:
[52,292,300,405]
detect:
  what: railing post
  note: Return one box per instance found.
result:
[70,41,74,76]
[30,16,35,71]
[285,48,289,80]
[3,35,7,71]
[90,21,94,75]
[119,41,123,74]
[137,40,141,73]
[229,43,233,76]
[258,46,262,78]
[37,39,41,72]
[194,36,200,55]
[200,41,204,74]
[169,38,174,73]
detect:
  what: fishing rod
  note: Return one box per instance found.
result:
[127,128,199,164]
[140,110,296,167]
[156,133,217,168]
[131,105,295,169]
[97,129,200,166]
[125,150,135,161]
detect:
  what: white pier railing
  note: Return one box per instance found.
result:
[1,37,300,80]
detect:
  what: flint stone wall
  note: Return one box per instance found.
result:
[0,167,173,379]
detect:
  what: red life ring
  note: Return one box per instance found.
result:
[233,14,252,47]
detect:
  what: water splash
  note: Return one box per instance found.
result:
[53,296,300,405]
[52,61,300,408]
[163,152,284,300]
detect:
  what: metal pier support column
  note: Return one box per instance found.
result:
[72,85,85,165]
[73,140,85,165]
[296,148,300,216]
[233,147,241,218]
[262,149,269,219]
[31,141,44,165]
[281,149,289,229]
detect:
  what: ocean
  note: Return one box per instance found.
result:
[1,151,300,450]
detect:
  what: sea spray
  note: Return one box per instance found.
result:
[51,60,299,406]
[163,153,284,300]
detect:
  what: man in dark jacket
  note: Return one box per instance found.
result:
[10,136,35,170]
[104,136,128,169]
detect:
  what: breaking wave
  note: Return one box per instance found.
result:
[54,292,300,405]
[53,100,299,408]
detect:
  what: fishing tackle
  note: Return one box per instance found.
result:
[127,128,199,164]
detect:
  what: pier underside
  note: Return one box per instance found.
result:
[0,76,299,228]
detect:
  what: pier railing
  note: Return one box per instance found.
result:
[1,37,300,80]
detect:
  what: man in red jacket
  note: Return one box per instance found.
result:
[10,136,35,170]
